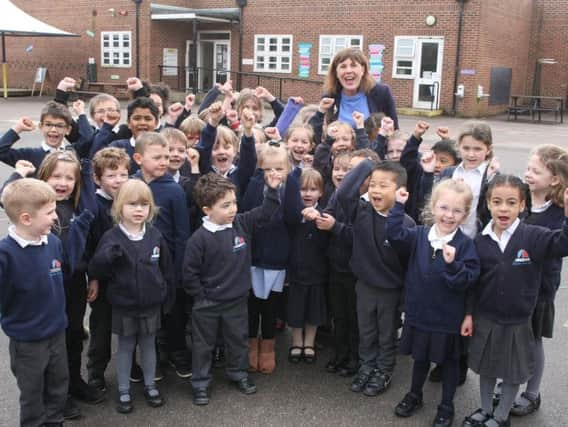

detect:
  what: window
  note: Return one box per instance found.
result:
[101,31,132,68]
[318,35,363,74]
[254,35,293,73]
[392,37,416,78]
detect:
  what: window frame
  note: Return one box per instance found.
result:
[101,31,132,68]
[392,36,416,79]
[253,34,293,74]
[318,35,363,75]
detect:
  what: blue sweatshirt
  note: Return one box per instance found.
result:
[387,202,480,334]
[0,234,67,341]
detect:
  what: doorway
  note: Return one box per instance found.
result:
[412,38,444,110]
[186,31,230,92]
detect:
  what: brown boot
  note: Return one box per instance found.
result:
[248,338,259,372]
[258,339,276,374]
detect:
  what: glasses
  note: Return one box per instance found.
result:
[41,122,68,131]
[94,108,120,115]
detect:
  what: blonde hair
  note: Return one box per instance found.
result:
[531,144,568,206]
[300,168,324,192]
[327,120,356,144]
[112,179,158,224]
[37,151,81,208]
[458,121,493,160]
[257,143,291,176]
[216,125,239,151]
[88,93,120,118]
[323,48,377,96]
[421,179,473,225]
[285,124,315,150]
[134,132,168,155]
[160,127,189,148]
[1,178,56,223]
[179,116,205,138]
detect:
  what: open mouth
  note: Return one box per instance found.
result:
[497,216,509,223]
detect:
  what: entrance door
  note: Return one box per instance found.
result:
[185,41,196,92]
[413,39,444,110]
[213,41,230,86]
[196,32,231,92]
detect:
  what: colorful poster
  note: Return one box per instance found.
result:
[368,44,385,82]
[298,42,312,78]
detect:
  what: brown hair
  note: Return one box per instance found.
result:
[323,48,377,96]
[285,124,315,149]
[327,120,356,144]
[92,147,131,179]
[160,127,189,148]
[88,94,120,118]
[134,132,168,155]
[40,101,72,126]
[1,178,56,223]
[37,151,81,208]
[193,172,237,210]
[112,179,158,224]
[235,88,263,121]
[421,179,473,225]
[300,168,324,193]
[458,121,493,160]
[350,148,381,163]
[216,125,239,152]
[179,116,205,139]
[531,144,568,206]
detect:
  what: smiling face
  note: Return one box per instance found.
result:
[134,144,169,181]
[204,190,238,225]
[40,115,70,149]
[332,159,349,188]
[92,99,121,128]
[94,164,129,199]
[45,161,78,201]
[524,154,558,198]
[487,185,526,236]
[458,136,490,170]
[212,137,236,175]
[168,140,187,173]
[331,127,355,156]
[336,58,364,96]
[262,151,289,184]
[368,170,398,214]
[432,190,468,236]
[386,138,406,162]
[240,98,262,123]
[128,107,158,138]
[301,182,323,208]
[287,128,312,165]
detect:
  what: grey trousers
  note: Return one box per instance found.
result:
[191,296,249,389]
[356,281,401,376]
[9,331,68,427]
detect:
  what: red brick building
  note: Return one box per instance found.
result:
[4,0,567,117]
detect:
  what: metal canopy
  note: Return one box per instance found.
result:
[150,3,239,23]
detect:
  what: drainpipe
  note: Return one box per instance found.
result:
[235,0,247,90]
[133,0,142,77]
[451,0,467,115]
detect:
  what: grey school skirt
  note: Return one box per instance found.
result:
[112,309,161,337]
[468,315,535,384]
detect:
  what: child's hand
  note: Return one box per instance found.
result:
[318,97,335,113]
[395,187,409,204]
[216,79,233,95]
[442,243,456,263]
[72,99,85,116]
[207,102,224,127]
[315,213,336,230]
[413,121,430,139]
[126,77,143,91]
[226,109,239,125]
[187,147,200,173]
[436,126,450,140]
[241,108,256,134]
[326,124,339,140]
[302,207,321,221]
[166,102,184,125]
[380,117,395,136]
[184,93,195,111]
[87,279,99,303]
[487,157,500,179]
[13,117,35,133]
[289,96,304,105]
[104,109,121,127]
[57,77,76,92]
[461,314,473,337]
[255,86,275,102]
[14,160,36,177]
[264,127,281,142]
[352,111,365,129]
[265,168,283,189]
[420,150,436,173]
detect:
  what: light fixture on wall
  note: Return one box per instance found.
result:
[425,15,436,27]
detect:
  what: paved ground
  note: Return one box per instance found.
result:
[0,97,567,426]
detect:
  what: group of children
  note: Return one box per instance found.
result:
[0,69,566,427]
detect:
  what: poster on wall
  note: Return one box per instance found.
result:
[163,48,178,76]
[368,44,385,82]
[298,42,312,78]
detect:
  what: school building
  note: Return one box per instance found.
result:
[4,0,567,117]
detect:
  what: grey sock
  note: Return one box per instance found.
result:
[494,382,520,421]
[525,339,544,398]
[480,376,497,414]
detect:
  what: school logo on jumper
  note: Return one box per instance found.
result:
[233,236,247,252]
[383,239,391,247]
[49,259,62,275]
[151,246,160,261]
[513,249,531,265]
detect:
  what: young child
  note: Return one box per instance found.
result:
[88,179,175,414]
[0,179,68,427]
[183,171,283,405]
[285,124,315,168]
[289,169,329,363]
[439,121,497,238]
[179,116,205,150]
[386,179,480,427]
[86,147,131,391]
[509,145,568,416]
[336,159,415,397]
[242,143,303,373]
[385,131,407,162]
[463,175,568,427]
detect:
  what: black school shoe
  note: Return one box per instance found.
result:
[433,404,454,427]
[168,350,192,379]
[192,387,210,406]
[351,370,372,393]
[337,359,359,377]
[69,378,106,404]
[325,358,344,373]
[116,392,133,414]
[88,376,107,393]
[233,377,257,395]
[462,408,491,427]
[482,416,510,427]
[144,386,164,407]
[63,396,81,420]
[394,392,424,417]
[363,370,391,396]
[510,392,541,416]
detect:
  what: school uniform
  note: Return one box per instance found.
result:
[470,217,568,384]
[287,204,330,328]
[399,134,431,223]
[336,159,415,377]
[183,187,280,389]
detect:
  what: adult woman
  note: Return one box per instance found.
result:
[323,48,399,129]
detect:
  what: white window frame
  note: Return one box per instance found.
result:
[392,36,416,79]
[318,35,363,75]
[101,31,132,68]
[254,35,293,73]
